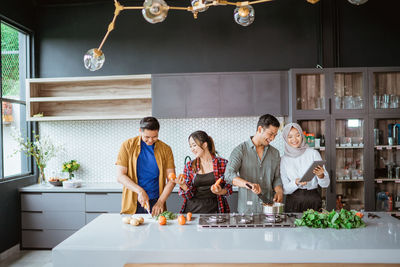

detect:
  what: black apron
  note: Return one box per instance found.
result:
[183,172,219,214]
[285,188,322,212]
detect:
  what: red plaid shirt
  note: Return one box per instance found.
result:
[178,156,232,213]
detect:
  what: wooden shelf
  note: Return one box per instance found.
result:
[26,74,152,121]
[336,179,364,182]
[375,178,400,183]
[335,146,364,149]
[374,145,400,150]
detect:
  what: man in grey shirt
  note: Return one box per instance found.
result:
[225,114,283,214]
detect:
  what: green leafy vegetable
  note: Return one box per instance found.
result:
[155,211,177,221]
[294,209,365,229]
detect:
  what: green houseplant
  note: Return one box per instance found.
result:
[62,160,80,179]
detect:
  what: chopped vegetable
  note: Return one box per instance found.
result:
[186,212,192,221]
[294,209,365,229]
[155,211,177,221]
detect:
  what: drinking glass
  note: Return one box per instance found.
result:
[381,94,390,109]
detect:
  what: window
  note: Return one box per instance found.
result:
[1,21,32,179]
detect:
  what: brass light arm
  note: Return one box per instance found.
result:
[168,6,192,11]
[97,0,124,52]
[248,0,274,5]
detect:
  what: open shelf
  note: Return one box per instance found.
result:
[336,179,364,182]
[26,74,152,121]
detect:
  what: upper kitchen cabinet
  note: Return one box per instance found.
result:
[368,67,400,114]
[26,75,151,121]
[330,68,368,115]
[289,69,328,117]
[152,71,288,118]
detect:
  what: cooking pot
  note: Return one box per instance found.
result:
[262,202,284,215]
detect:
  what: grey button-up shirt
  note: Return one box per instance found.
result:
[225,137,282,214]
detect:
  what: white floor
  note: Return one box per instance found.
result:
[0,250,52,267]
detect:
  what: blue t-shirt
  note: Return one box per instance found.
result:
[137,140,160,199]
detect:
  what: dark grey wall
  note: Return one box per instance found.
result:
[36,0,322,77]
[0,177,36,254]
[0,0,36,255]
[0,0,34,30]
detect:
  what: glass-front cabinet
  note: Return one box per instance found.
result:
[334,119,365,211]
[298,119,328,209]
[333,71,366,112]
[369,68,400,113]
[373,118,400,212]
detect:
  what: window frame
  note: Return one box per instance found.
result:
[0,16,36,182]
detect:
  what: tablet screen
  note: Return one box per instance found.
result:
[299,160,326,183]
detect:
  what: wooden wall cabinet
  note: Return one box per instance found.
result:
[152,71,288,118]
[26,75,151,121]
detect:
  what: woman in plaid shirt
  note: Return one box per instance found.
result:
[176,131,232,213]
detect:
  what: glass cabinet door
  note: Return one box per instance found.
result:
[298,120,328,209]
[335,119,365,211]
[296,73,325,111]
[372,72,400,111]
[374,118,400,212]
[334,72,364,110]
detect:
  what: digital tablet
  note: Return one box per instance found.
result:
[299,160,326,183]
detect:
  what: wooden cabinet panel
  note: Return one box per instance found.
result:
[22,230,76,248]
[220,74,254,116]
[22,211,85,230]
[152,75,186,118]
[85,193,122,213]
[42,193,85,211]
[253,72,288,116]
[185,74,220,117]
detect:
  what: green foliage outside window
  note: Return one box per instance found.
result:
[1,23,20,98]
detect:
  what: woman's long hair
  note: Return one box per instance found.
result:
[189,131,216,173]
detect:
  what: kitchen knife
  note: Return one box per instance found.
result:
[245,183,273,205]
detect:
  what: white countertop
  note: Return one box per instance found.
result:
[52,212,400,266]
[20,183,239,193]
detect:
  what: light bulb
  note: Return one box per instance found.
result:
[348,0,368,5]
[83,48,105,71]
[234,5,255,27]
[191,0,209,13]
[142,0,168,24]
[307,0,320,4]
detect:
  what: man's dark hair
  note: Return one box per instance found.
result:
[257,114,280,130]
[140,117,160,131]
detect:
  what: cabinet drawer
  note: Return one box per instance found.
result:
[42,193,85,211]
[85,212,104,224]
[21,193,43,211]
[22,211,85,230]
[22,229,76,249]
[85,193,121,212]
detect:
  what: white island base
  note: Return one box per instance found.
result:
[52,213,400,267]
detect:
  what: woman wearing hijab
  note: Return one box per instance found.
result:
[280,123,330,212]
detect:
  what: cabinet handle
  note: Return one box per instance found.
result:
[330,169,333,193]
[328,98,332,114]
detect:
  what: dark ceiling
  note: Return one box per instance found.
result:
[32,0,187,7]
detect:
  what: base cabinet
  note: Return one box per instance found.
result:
[20,192,122,249]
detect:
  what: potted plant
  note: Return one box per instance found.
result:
[62,160,80,180]
[11,129,64,184]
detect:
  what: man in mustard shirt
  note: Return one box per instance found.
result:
[116,117,176,216]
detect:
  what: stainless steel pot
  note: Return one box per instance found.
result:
[262,202,284,215]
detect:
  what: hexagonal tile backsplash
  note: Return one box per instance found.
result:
[40,116,284,183]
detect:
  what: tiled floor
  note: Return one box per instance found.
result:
[0,250,52,267]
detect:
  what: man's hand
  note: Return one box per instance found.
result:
[273,186,283,203]
[137,189,149,208]
[245,182,261,195]
[151,200,165,216]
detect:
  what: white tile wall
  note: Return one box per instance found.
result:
[39,116,285,183]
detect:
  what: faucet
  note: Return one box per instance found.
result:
[184,156,192,166]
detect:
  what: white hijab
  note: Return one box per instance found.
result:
[282,123,308,158]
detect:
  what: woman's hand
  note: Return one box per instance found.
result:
[295,178,307,187]
[137,189,149,208]
[313,165,325,178]
[211,184,222,194]
[176,174,188,191]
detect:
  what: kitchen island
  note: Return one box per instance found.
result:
[52,213,400,266]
